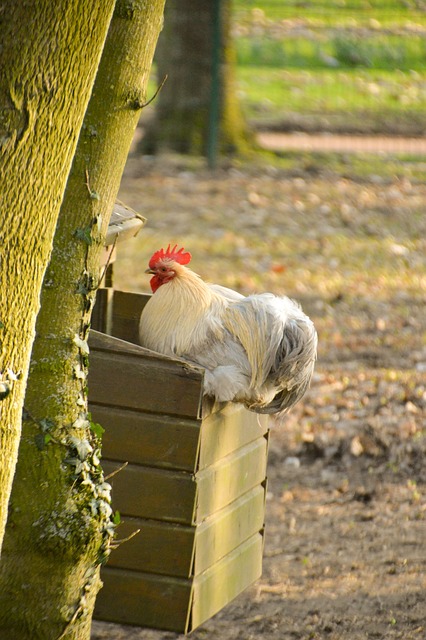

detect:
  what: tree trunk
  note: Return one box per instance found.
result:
[0,0,164,640]
[0,1,165,639]
[141,0,252,158]
[0,0,115,556]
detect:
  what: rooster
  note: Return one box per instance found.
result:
[139,245,317,416]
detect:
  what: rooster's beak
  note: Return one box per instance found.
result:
[145,268,155,275]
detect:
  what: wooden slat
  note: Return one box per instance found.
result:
[198,404,269,470]
[91,288,114,335]
[102,437,267,526]
[107,517,195,577]
[103,437,267,526]
[103,461,197,524]
[88,330,204,419]
[193,485,266,576]
[89,328,199,366]
[190,533,263,632]
[106,201,146,245]
[95,568,192,632]
[195,437,268,523]
[111,290,150,344]
[96,533,263,633]
[105,485,266,579]
[89,328,145,355]
[90,405,201,471]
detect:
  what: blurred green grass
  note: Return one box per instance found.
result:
[252,149,426,182]
[127,3,426,398]
[232,2,426,133]
[236,34,426,70]
[144,3,426,135]
[238,67,426,133]
[234,1,426,27]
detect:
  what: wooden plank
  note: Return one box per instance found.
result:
[88,331,204,419]
[195,437,268,523]
[193,485,266,576]
[89,327,187,362]
[106,485,266,579]
[111,290,150,344]
[95,534,264,633]
[99,246,117,272]
[91,288,114,335]
[102,461,197,525]
[95,567,192,632]
[103,437,267,525]
[106,201,146,245]
[107,517,195,577]
[198,404,269,470]
[190,533,263,632]
[89,405,201,471]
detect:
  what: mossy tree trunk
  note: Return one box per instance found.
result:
[0,1,165,639]
[0,0,115,557]
[141,0,252,158]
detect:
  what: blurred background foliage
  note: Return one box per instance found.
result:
[128,0,426,330]
[231,1,426,135]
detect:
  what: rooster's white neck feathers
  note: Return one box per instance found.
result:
[141,264,226,356]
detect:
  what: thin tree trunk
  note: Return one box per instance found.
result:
[141,0,252,158]
[0,1,165,639]
[0,0,115,556]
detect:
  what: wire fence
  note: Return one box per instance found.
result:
[233,3,426,150]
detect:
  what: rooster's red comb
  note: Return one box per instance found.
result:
[149,244,192,269]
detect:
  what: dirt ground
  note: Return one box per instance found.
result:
[92,152,425,640]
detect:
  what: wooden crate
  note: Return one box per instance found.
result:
[90,290,269,633]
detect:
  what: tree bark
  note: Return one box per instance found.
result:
[141,0,252,158]
[0,1,165,639]
[0,0,115,556]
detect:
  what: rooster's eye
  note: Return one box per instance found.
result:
[159,267,168,273]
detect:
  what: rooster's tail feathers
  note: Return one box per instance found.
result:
[259,314,318,416]
[223,296,282,389]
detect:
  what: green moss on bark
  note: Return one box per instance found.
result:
[0,0,165,638]
[0,0,116,566]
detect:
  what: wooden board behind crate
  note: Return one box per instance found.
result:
[91,288,149,344]
[89,290,269,633]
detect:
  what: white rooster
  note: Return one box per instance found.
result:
[139,245,317,416]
